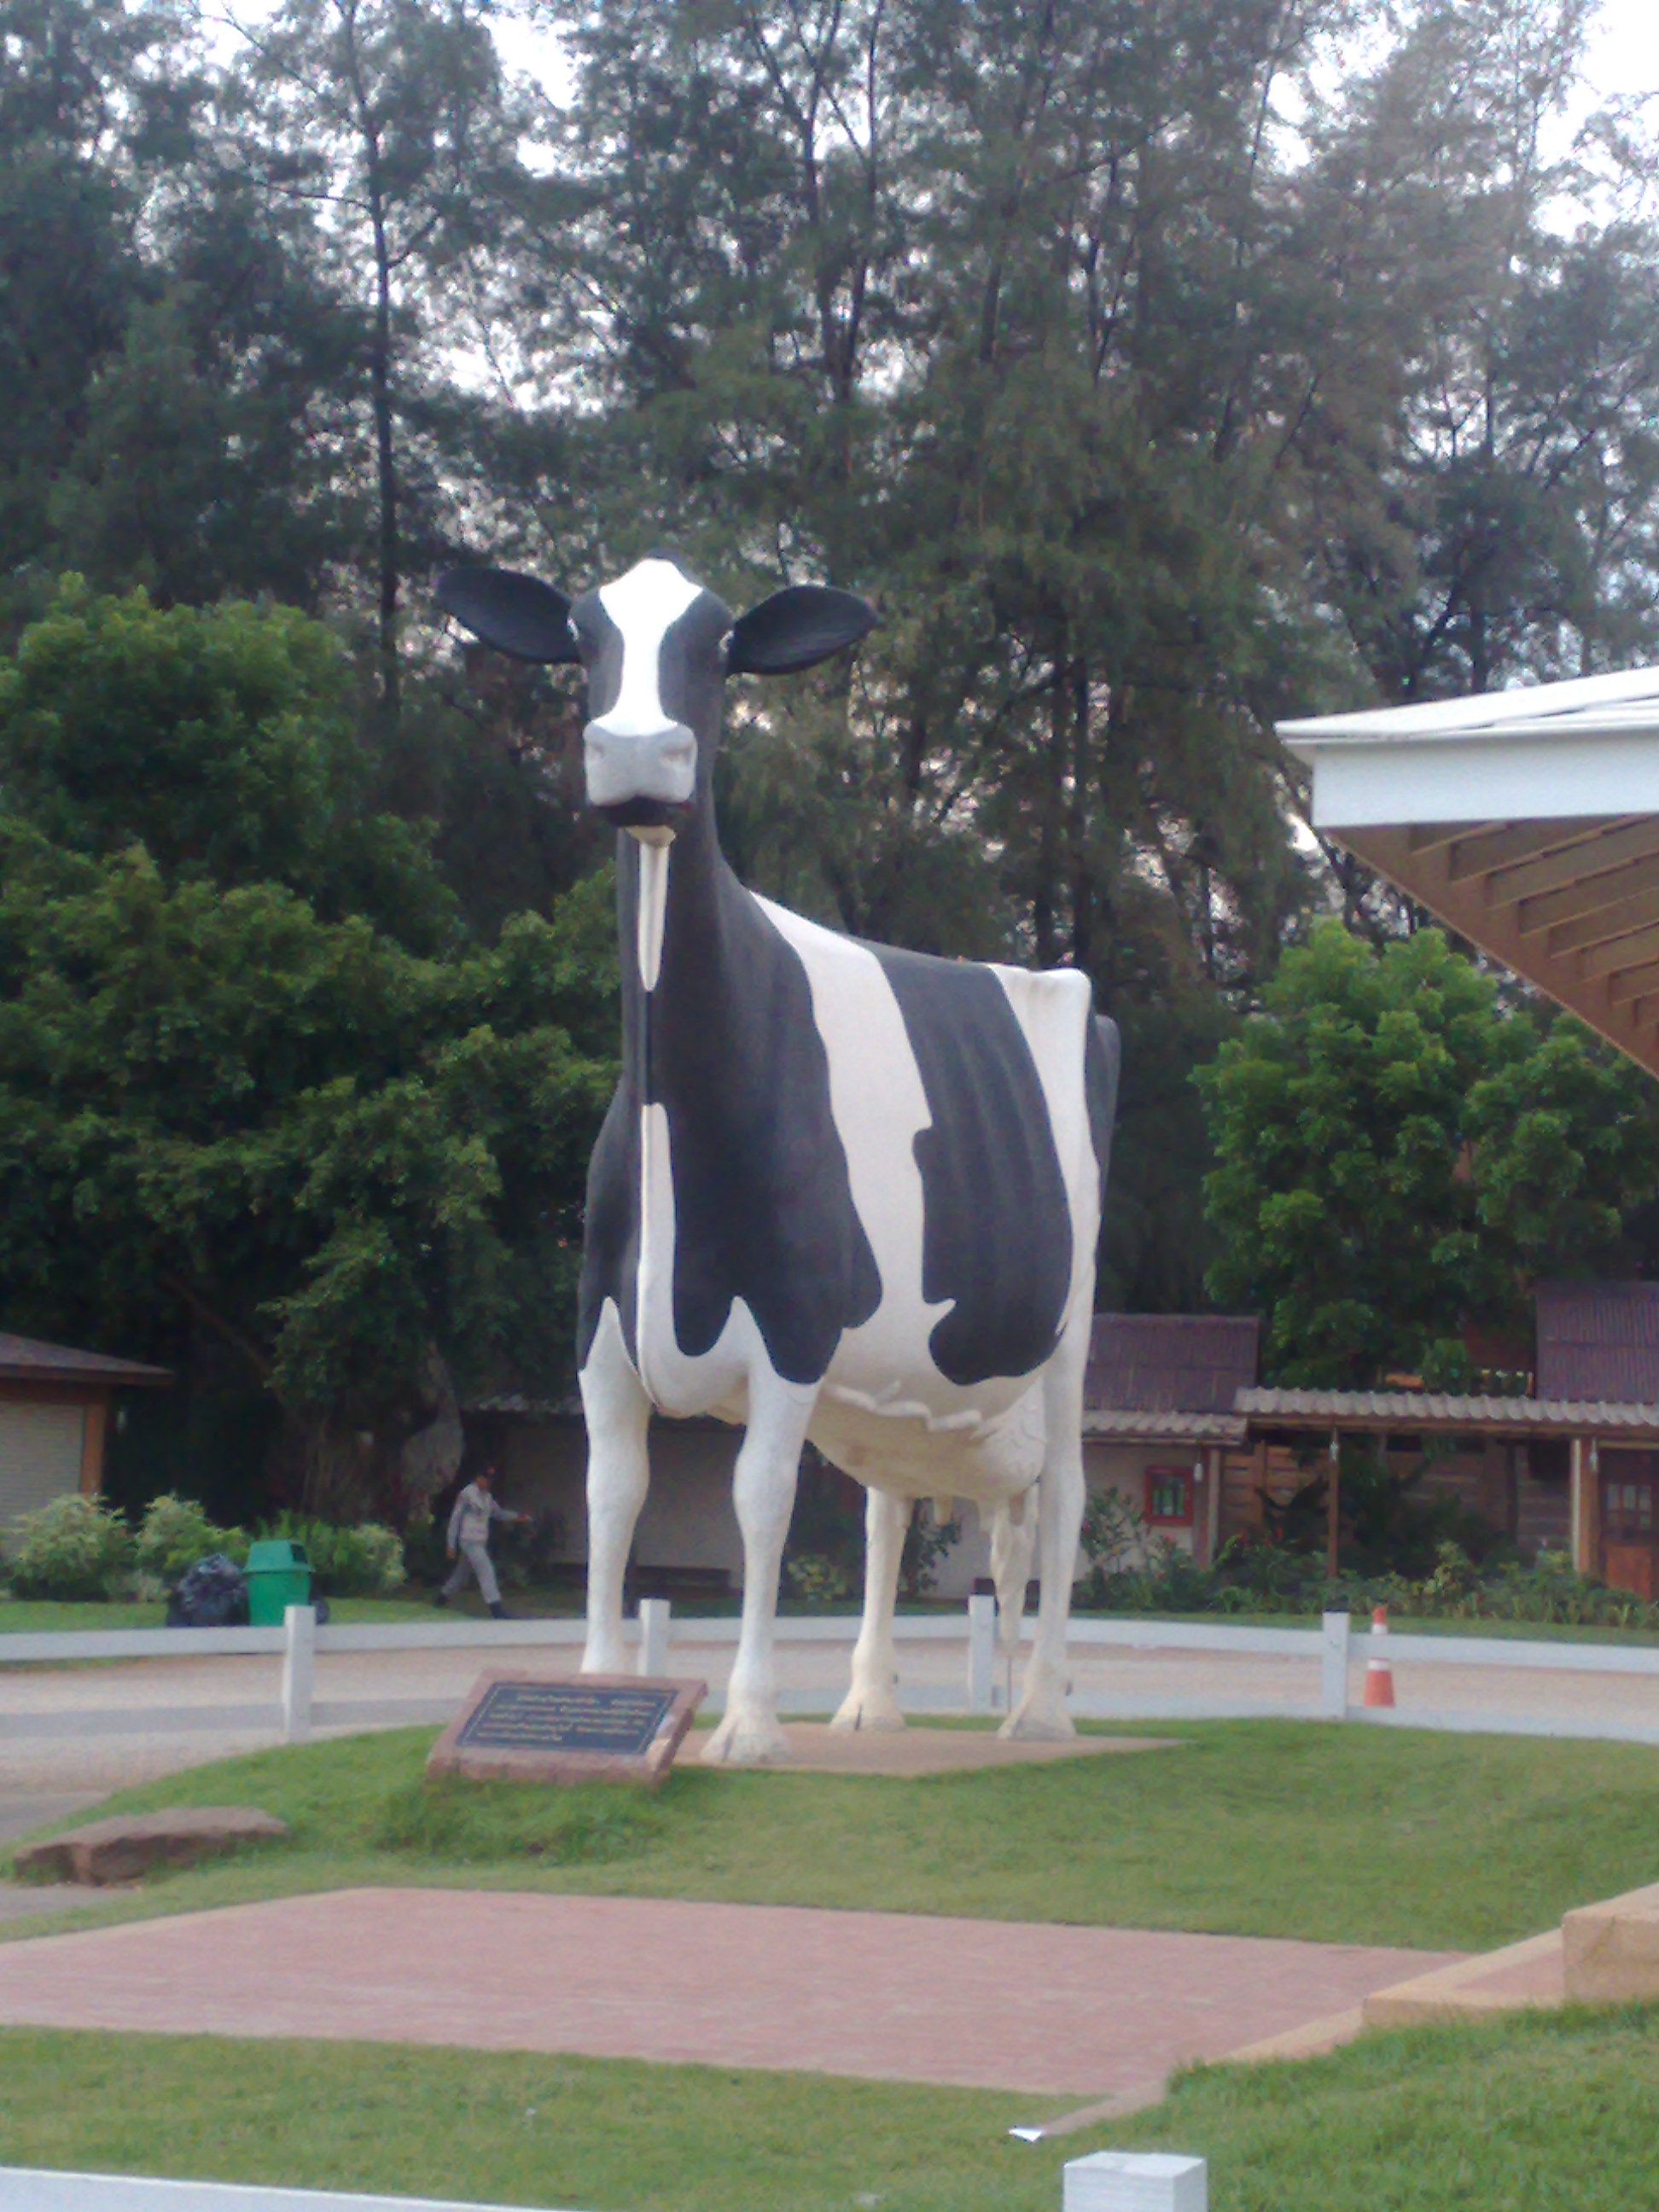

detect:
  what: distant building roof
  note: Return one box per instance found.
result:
[1534,1281,1659,1404]
[464,1392,579,1418]
[0,1332,170,1388]
[1081,1408,1249,1444]
[1086,1314,1259,1417]
[1237,1387,1659,1440]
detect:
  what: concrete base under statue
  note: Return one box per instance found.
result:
[692,1722,1177,1775]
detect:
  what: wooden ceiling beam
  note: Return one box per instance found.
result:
[1408,821,1493,856]
[1579,922,1659,979]
[1446,816,1627,883]
[1548,885,1659,955]
[1608,958,1659,1005]
[1518,852,1659,936]
[1487,820,1659,906]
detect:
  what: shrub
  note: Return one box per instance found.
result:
[5,1494,134,1599]
[257,1512,405,1596]
[136,1493,247,1585]
[1071,1522,1659,1634]
[899,1505,960,1599]
[495,1511,570,1593]
[785,1552,850,1607]
[108,1568,170,1604]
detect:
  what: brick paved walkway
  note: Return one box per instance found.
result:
[0,1888,1458,2100]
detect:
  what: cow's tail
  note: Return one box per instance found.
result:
[990,1484,1038,1656]
[1086,1010,1121,1210]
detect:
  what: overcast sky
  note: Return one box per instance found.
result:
[198,1,1658,112]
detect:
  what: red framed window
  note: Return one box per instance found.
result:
[1144,1465,1195,1527]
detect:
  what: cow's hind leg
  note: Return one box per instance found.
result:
[579,1300,651,1676]
[832,1486,909,1732]
[704,1377,817,1766]
[1003,1308,1090,1740]
[990,1486,1037,1659]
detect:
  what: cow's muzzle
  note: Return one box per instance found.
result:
[583,719,697,812]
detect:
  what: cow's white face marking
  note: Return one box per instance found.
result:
[592,559,703,736]
[584,561,703,811]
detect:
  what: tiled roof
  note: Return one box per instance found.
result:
[1086,1314,1259,1415]
[1237,1387,1659,1437]
[1082,1408,1248,1443]
[464,1392,579,1418]
[1534,1281,1659,1404]
[0,1332,170,1386]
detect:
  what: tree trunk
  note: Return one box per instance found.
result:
[340,1,401,721]
[1068,653,1094,972]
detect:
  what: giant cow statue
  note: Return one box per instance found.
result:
[437,556,1119,1763]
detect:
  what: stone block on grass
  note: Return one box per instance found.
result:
[1063,2151,1208,2212]
[1563,1882,1659,2003]
[14,1807,288,1886]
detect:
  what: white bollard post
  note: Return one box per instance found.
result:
[967,1592,996,1714]
[637,1596,671,1678]
[1063,2151,1208,2212]
[1320,1606,1352,1720]
[282,1604,317,1745]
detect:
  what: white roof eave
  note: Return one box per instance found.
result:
[1280,663,1659,757]
[1278,672,1659,831]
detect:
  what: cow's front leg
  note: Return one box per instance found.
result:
[1004,1313,1088,1740]
[831,1486,909,1732]
[704,1377,816,1766]
[579,1301,651,1675]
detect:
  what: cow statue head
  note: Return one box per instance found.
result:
[436,556,878,835]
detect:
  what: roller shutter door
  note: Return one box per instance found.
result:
[0,1403,84,1527]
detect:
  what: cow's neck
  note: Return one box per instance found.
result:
[615,796,759,1097]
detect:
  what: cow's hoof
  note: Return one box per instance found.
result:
[998,1706,1075,1743]
[830,1690,905,1732]
[701,1712,791,1766]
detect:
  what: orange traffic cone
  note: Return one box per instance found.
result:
[1363,1604,1396,1708]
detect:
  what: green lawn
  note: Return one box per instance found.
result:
[9,1720,1659,1953]
[0,1595,462,1632]
[0,2007,1654,2211]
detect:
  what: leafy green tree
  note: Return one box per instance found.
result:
[1197,921,1659,1387]
[218,0,542,716]
[0,0,195,610]
[0,589,616,1519]
[0,580,457,946]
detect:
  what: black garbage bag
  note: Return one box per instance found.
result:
[166,1552,250,1628]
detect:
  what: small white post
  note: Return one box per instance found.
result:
[967,1592,997,1714]
[1320,1606,1352,1720]
[637,1596,671,1677]
[1063,2151,1208,2211]
[282,1604,316,1744]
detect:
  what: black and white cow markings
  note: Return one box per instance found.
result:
[437,552,1121,1763]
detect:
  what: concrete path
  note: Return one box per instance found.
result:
[0,1888,1458,2101]
[0,1793,102,1847]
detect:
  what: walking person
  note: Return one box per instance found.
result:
[435,1465,527,1617]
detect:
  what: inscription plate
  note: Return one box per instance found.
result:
[457,1679,677,1759]
[428,1669,706,1788]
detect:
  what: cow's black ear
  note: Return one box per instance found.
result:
[435,567,579,664]
[726,585,879,675]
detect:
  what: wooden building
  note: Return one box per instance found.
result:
[0,1333,170,1528]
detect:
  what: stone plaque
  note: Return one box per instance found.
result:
[427,1669,706,1787]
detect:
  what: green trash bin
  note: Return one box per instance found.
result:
[245,1538,312,1627]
